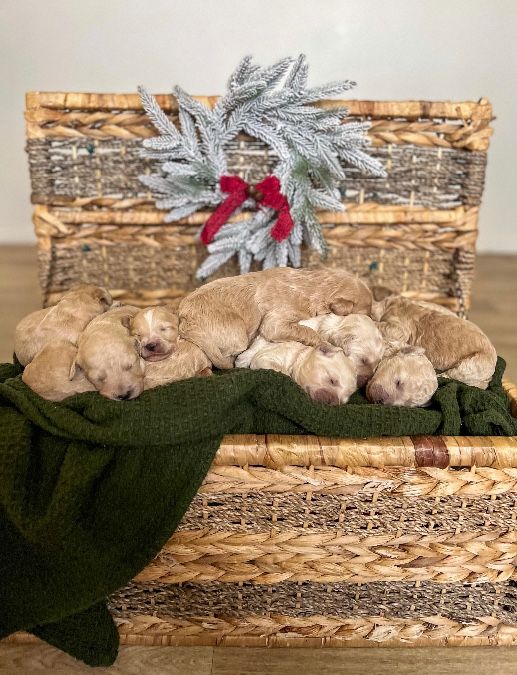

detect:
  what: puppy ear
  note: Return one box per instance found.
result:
[382,339,407,358]
[120,314,133,330]
[338,334,354,356]
[95,287,113,307]
[330,298,354,316]
[371,285,397,302]
[69,359,82,381]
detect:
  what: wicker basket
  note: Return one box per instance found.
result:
[8,382,517,649]
[18,91,516,653]
[25,93,493,314]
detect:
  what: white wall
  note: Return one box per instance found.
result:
[1,0,516,251]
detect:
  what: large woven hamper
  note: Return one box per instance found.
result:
[18,92,517,652]
[25,94,492,314]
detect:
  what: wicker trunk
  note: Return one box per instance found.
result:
[17,92,517,652]
[102,384,517,648]
[26,94,492,314]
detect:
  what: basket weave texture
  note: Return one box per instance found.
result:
[25,93,492,314]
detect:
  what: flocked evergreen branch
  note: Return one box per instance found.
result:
[138,55,387,278]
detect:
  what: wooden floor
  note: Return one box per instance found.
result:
[0,246,516,674]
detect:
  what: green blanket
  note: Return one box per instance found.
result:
[0,358,515,666]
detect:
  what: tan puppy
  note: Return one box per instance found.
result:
[169,268,372,381]
[300,313,385,388]
[366,342,438,407]
[74,305,144,400]
[236,336,357,405]
[130,306,179,361]
[374,296,497,389]
[22,340,96,401]
[14,284,112,366]
[144,344,211,390]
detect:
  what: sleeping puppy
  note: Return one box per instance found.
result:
[74,305,144,400]
[300,314,385,388]
[169,268,372,381]
[366,341,438,407]
[235,336,357,405]
[14,284,112,366]
[144,347,211,390]
[22,340,96,401]
[374,296,497,389]
[130,306,179,361]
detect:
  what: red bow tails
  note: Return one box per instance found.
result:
[200,175,294,246]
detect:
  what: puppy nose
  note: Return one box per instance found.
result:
[310,388,340,406]
[367,383,388,403]
[145,342,157,352]
[357,373,371,388]
[116,389,133,401]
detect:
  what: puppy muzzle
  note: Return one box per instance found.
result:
[141,339,171,362]
[366,382,390,404]
[307,387,340,406]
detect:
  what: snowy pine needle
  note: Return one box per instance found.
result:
[138,55,386,279]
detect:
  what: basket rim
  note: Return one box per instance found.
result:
[211,380,517,469]
[25,91,493,120]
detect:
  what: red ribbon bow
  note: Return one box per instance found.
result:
[200,175,294,246]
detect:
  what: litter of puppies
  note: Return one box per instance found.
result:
[15,269,498,406]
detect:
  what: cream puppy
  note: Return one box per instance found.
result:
[366,342,438,407]
[22,340,96,401]
[74,305,144,400]
[14,284,112,366]
[236,336,357,405]
[130,306,179,361]
[374,296,497,389]
[300,314,385,388]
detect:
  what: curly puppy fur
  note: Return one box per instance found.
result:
[300,313,384,388]
[374,296,497,389]
[130,306,179,361]
[236,336,357,405]
[74,305,144,400]
[366,341,438,407]
[14,284,112,366]
[167,268,372,382]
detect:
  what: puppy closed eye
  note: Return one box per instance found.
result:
[328,377,339,387]
[395,379,402,388]
[123,364,133,371]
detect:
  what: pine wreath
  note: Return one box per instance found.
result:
[138,55,386,280]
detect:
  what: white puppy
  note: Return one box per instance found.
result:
[300,313,384,388]
[130,306,179,362]
[236,336,357,405]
